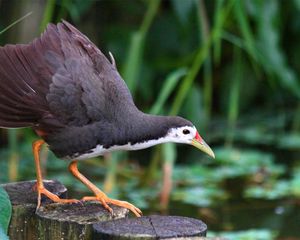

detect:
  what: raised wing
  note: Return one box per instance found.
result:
[0,21,134,133]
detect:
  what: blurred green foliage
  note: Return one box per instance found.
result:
[0,186,11,238]
[209,229,277,240]
[0,0,300,238]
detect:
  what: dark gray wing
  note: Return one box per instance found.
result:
[0,21,135,133]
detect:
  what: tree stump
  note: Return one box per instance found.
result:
[36,201,128,240]
[93,215,207,239]
[2,180,68,240]
[2,180,128,240]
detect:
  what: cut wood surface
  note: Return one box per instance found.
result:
[93,215,207,239]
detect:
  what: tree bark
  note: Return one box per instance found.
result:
[2,180,128,240]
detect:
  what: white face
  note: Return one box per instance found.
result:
[165,126,197,144]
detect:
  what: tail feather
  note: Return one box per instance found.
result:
[0,103,32,115]
[0,119,34,128]
[0,25,60,128]
[0,21,96,130]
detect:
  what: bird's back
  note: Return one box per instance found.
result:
[0,21,137,157]
[1,21,136,127]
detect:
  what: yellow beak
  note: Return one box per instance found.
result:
[191,138,215,158]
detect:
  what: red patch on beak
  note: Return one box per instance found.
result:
[195,131,202,142]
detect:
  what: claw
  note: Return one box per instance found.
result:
[81,196,142,217]
[36,186,79,209]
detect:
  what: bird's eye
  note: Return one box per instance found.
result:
[183,129,190,135]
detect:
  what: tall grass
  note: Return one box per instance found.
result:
[40,0,56,32]
[225,47,241,146]
[0,12,32,35]
[170,0,235,116]
[198,0,212,124]
[213,0,224,64]
[8,130,18,182]
[122,0,160,94]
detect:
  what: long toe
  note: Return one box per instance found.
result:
[81,196,142,217]
[38,187,79,206]
[107,199,142,217]
[81,196,113,214]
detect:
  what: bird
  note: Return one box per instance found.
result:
[0,21,214,217]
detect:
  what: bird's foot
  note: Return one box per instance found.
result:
[81,195,142,217]
[37,186,79,209]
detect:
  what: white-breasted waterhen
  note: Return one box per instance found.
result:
[0,21,214,217]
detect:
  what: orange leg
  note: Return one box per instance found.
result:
[33,140,79,208]
[68,160,142,217]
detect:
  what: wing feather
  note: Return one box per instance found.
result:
[0,21,135,135]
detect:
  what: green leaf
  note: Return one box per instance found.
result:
[122,0,160,95]
[123,32,145,94]
[293,0,300,10]
[41,0,93,24]
[0,227,9,240]
[40,0,56,32]
[170,0,235,116]
[277,133,300,149]
[0,186,12,234]
[209,229,278,240]
[172,186,227,207]
[171,0,195,25]
[181,85,203,128]
[213,0,225,64]
[256,0,300,98]
[245,180,291,200]
[150,68,187,115]
[234,0,258,62]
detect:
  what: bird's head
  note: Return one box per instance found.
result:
[160,116,215,158]
[165,125,215,158]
